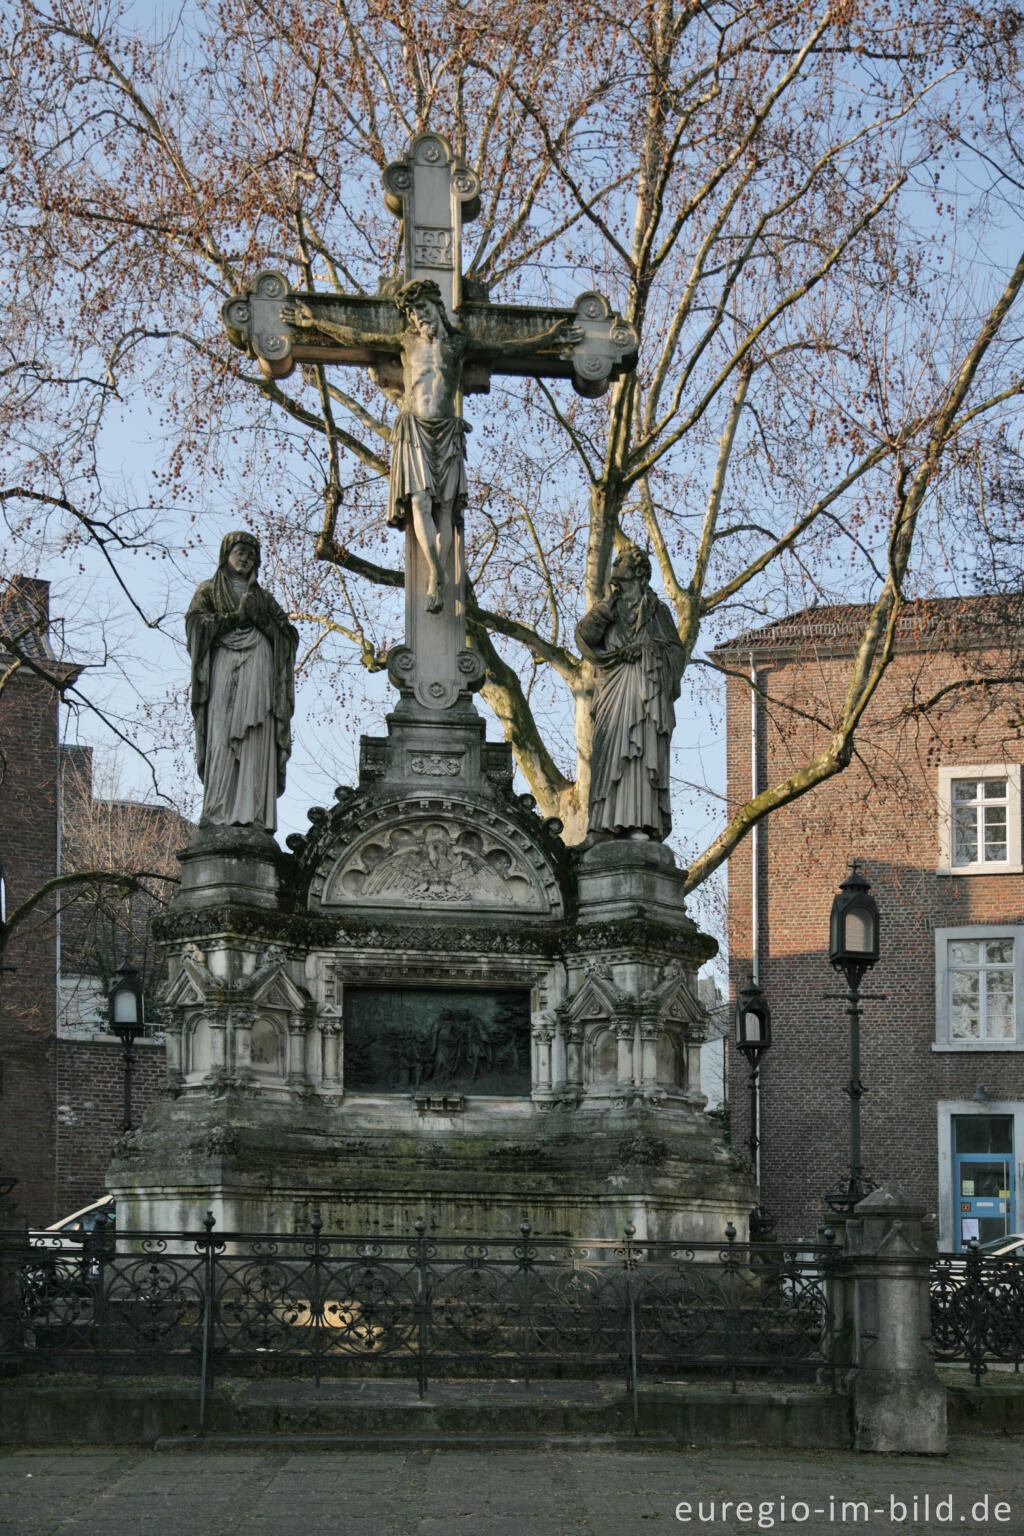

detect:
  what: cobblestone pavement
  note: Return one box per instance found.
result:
[0,1437,1022,1536]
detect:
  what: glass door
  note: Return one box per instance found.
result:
[953,1114,1015,1250]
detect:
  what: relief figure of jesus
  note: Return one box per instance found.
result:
[286,280,581,613]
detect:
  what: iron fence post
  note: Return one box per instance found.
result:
[198,1211,217,1434]
[414,1217,429,1399]
[621,1223,640,1436]
[723,1222,739,1394]
[820,1226,839,1393]
[310,1212,324,1391]
[517,1218,533,1389]
[964,1238,986,1386]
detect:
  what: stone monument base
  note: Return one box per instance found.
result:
[119,691,755,1246]
[111,1090,751,1242]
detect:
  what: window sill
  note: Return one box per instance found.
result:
[932,1040,1024,1053]
[936,863,1023,877]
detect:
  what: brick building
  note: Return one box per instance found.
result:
[0,579,183,1224]
[719,596,1024,1246]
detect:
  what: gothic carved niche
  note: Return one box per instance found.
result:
[316,815,553,913]
[250,1016,286,1077]
[656,1028,687,1088]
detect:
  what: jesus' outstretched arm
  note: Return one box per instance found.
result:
[282,299,399,354]
[476,318,584,359]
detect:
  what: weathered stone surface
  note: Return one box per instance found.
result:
[110,1090,751,1241]
[845,1182,948,1455]
[113,674,753,1239]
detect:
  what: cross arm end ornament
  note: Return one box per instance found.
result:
[222,271,403,382]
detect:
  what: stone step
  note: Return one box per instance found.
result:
[0,1377,851,1449]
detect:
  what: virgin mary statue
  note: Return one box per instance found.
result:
[186,531,298,832]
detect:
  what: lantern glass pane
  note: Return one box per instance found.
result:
[843,906,873,952]
[113,990,139,1025]
[744,1010,763,1042]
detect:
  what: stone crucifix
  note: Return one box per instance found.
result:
[222,131,639,711]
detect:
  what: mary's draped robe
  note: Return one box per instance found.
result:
[186,570,297,832]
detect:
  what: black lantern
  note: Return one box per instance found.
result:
[108,961,145,1133]
[825,863,881,1213]
[733,976,774,1239]
[829,862,879,980]
[735,977,772,1060]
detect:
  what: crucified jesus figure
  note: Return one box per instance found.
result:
[286,279,581,613]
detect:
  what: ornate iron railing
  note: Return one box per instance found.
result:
[931,1245,1024,1385]
[1,1217,843,1431]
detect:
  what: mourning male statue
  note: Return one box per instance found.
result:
[286,279,581,614]
[575,543,685,843]
[186,531,298,832]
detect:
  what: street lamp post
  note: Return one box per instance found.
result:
[108,961,145,1134]
[826,862,882,1213]
[735,976,773,1239]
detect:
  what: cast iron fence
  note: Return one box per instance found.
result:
[931,1245,1024,1384]
[1,1216,843,1429]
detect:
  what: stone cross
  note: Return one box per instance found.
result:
[222,131,638,711]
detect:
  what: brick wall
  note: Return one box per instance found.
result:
[724,609,1024,1240]
[54,1038,165,1217]
[0,664,60,1221]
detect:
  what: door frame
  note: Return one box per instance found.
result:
[938,1099,1024,1250]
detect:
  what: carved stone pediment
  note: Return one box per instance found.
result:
[560,965,624,1027]
[248,970,309,1013]
[308,795,565,918]
[162,969,207,1010]
[641,965,705,1033]
[162,944,217,1009]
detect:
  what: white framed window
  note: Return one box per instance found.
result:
[938,764,1022,874]
[935,926,1024,1050]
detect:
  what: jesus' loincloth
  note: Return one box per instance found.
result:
[386,411,469,529]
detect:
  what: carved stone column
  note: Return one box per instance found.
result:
[233,1004,255,1077]
[161,1008,184,1093]
[287,1019,310,1088]
[614,1011,637,1095]
[638,1011,661,1093]
[205,1003,228,1082]
[563,1018,584,1100]
[321,1013,343,1094]
[532,1022,556,1102]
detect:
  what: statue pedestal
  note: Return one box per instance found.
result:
[114,698,753,1242]
[176,824,286,911]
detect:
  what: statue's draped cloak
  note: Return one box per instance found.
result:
[186,567,297,831]
[576,589,685,840]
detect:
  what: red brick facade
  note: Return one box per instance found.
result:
[722,600,1024,1243]
[54,1039,166,1218]
[0,580,168,1225]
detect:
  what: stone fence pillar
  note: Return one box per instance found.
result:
[844,1182,946,1454]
